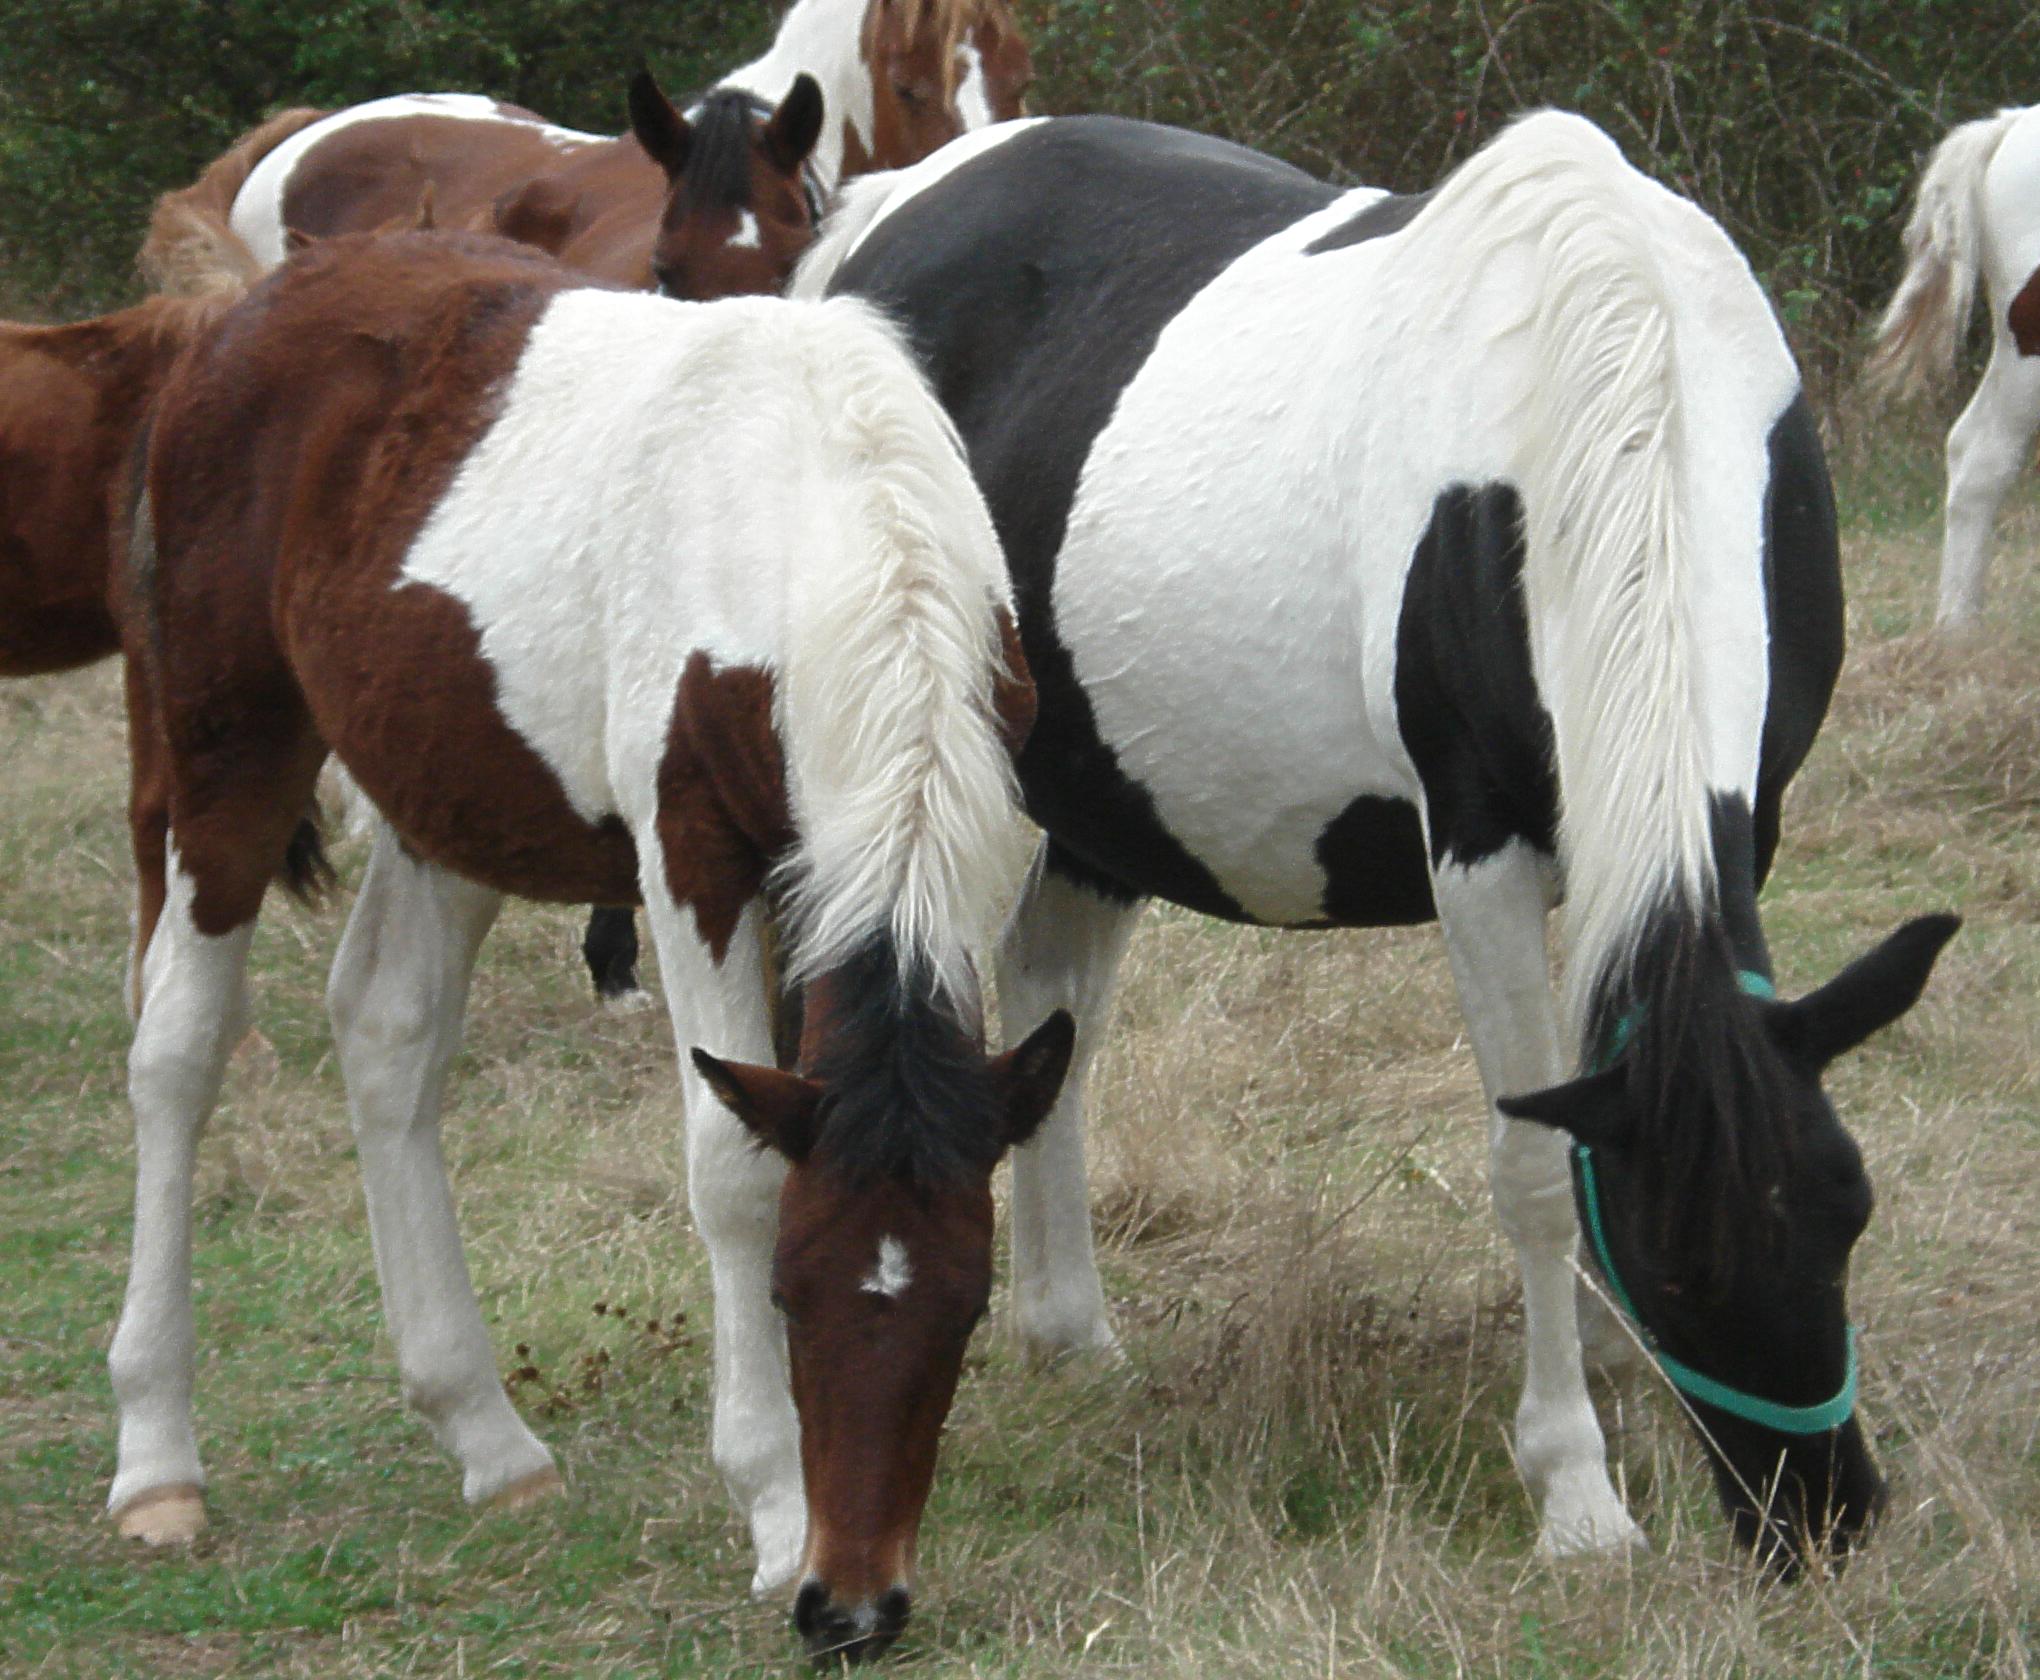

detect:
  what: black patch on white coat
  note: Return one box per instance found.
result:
[1392,483,1558,871]
[1304,189,1435,255]
[1314,796,1436,923]
[830,117,1338,921]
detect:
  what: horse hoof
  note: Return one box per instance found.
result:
[600,987,655,1015]
[486,1467,566,1512]
[113,1483,207,1544]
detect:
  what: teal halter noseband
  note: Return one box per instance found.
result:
[1572,968,1861,1436]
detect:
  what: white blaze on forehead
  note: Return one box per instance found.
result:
[731,209,763,251]
[860,1235,913,1299]
[954,43,993,130]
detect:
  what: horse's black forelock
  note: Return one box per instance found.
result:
[676,90,770,215]
[1594,903,1808,1294]
[805,936,1001,1191]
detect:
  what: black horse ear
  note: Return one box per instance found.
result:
[1495,1064,1631,1149]
[1768,913,1961,1068]
[763,74,826,175]
[629,70,692,177]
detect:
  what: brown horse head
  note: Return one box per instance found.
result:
[693,951,1073,1663]
[629,72,825,301]
[862,0,1033,167]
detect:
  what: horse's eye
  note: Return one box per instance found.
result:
[894,81,926,104]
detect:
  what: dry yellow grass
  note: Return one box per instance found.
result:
[1,455,2035,1676]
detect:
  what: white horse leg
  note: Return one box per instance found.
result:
[641,891,803,1596]
[1430,842,1644,1556]
[326,828,559,1509]
[107,840,255,1541]
[997,850,1141,1357]
[1939,335,2040,627]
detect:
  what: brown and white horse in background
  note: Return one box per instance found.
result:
[114,228,1070,1661]
[140,0,1031,297]
[1868,103,2040,626]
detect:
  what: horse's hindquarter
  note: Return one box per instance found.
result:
[231,96,620,268]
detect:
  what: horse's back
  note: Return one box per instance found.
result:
[229,95,617,268]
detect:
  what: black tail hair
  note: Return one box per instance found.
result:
[277,807,336,905]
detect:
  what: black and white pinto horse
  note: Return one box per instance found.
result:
[783,112,1958,1565]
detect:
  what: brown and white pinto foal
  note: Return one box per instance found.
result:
[141,0,1031,299]
[114,230,1071,1657]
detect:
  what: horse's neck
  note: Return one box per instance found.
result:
[719,0,873,191]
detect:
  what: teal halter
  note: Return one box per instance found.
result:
[1573,968,1861,1436]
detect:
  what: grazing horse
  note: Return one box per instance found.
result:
[111,230,1073,1662]
[791,112,1959,1574]
[1868,103,2040,627]
[139,0,1031,298]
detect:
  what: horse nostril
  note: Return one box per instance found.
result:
[793,1579,834,1643]
[875,1586,911,1634]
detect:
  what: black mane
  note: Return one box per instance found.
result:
[677,89,771,214]
[1591,893,1804,1292]
[805,937,1001,1190]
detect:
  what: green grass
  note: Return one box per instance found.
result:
[2,432,2037,1676]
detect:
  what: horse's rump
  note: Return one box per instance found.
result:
[140,107,327,295]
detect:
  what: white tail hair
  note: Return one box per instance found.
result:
[1864,108,2026,398]
[776,297,1033,1002]
[1397,113,1730,1033]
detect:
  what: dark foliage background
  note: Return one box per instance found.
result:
[2,0,2038,384]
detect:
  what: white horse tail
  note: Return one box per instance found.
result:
[1398,113,1726,1033]
[1865,107,2027,398]
[775,297,1032,1003]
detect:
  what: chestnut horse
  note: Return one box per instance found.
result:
[112,229,1071,1662]
[1867,103,2040,627]
[795,112,1960,1577]
[140,0,1031,298]
[1,208,260,1005]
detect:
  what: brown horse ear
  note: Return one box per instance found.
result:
[989,1010,1075,1151]
[763,74,826,176]
[1495,1064,1630,1149]
[691,1048,823,1160]
[1768,913,1961,1068]
[629,70,692,177]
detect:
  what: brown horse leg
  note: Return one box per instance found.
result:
[107,720,324,1540]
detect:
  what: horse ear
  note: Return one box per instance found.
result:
[1768,913,1961,1068]
[764,74,826,175]
[629,70,692,177]
[989,1010,1075,1151]
[1495,1065,1631,1149]
[690,1047,823,1161]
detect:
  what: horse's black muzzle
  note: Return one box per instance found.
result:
[795,1581,911,1665]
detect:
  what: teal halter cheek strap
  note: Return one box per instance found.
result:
[1574,968,1861,1436]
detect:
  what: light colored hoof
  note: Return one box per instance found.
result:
[485,1466,566,1513]
[1536,1506,1647,1559]
[601,987,656,1015]
[748,1497,808,1598]
[1011,1295,1121,1366]
[113,1483,207,1545]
